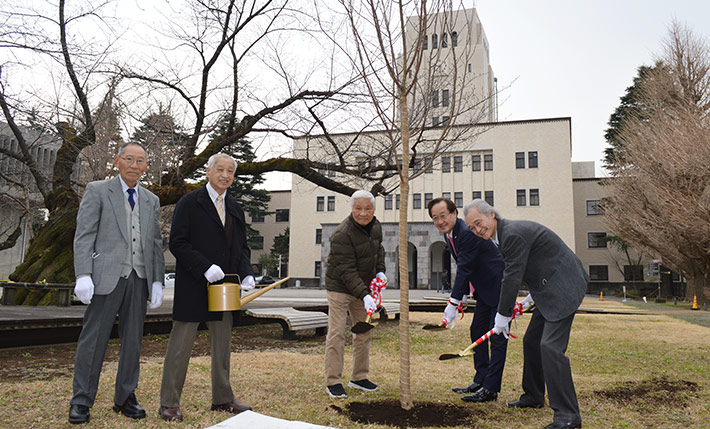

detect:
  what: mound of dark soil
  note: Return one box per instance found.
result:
[331,400,480,428]
[594,377,700,407]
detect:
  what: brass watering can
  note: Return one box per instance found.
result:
[208,276,290,312]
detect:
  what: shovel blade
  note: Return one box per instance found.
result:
[439,353,464,361]
[351,321,376,334]
[422,324,447,331]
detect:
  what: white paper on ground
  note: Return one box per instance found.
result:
[205,410,337,429]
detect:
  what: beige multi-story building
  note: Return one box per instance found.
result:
[248,190,291,276]
[287,7,578,288]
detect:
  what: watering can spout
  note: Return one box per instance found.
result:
[240,277,290,306]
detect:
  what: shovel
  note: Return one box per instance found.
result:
[438,303,536,360]
[351,309,378,334]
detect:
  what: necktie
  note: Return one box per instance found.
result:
[216,195,225,225]
[127,188,135,210]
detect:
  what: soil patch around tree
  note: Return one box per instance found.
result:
[331,400,485,428]
[593,377,701,407]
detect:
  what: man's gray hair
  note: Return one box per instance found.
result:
[118,142,148,157]
[350,190,376,208]
[463,198,501,220]
[206,153,238,170]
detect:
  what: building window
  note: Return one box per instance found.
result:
[528,151,538,168]
[516,189,526,206]
[472,191,481,200]
[452,31,458,47]
[251,212,265,223]
[589,265,609,281]
[250,235,264,250]
[425,156,433,174]
[588,232,608,248]
[385,194,393,210]
[327,196,336,211]
[315,228,322,244]
[454,192,463,208]
[396,194,400,210]
[586,200,601,215]
[453,155,462,172]
[275,209,289,222]
[432,33,438,49]
[472,154,481,171]
[468,63,472,73]
[316,196,324,212]
[484,191,494,206]
[442,115,450,126]
[423,34,428,50]
[442,156,451,173]
[515,152,525,169]
[442,89,450,107]
[432,90,439,108]
[413,193,422,209]
[432,116,439,127]
[530,189,540,206]
[314,261,321,277]
[441,33,448,48]
[443,192,451,200]
[424,193,433,208]
[484,154,493,171]
[624,265,643,281]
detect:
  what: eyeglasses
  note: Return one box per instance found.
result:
[119,156,147,166]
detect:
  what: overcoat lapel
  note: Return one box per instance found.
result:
[197,186,224,229]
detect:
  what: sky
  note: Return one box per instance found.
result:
[473,0,710,176]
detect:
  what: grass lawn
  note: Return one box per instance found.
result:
[0,298,708,428]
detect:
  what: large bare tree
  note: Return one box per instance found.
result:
[601,21,710,306]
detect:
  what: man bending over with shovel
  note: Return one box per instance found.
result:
[324,190,386,399]
[427,197,507,403]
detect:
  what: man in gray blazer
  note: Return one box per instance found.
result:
[69,142,165,424]
[464,199,587,429]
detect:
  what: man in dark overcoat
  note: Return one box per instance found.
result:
[158,153,255,422]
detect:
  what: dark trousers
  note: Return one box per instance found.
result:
[71,271,148,407]
[520,310,580,423]
[470,300,508,392]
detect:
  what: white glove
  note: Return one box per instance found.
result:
[521,293,534,310]
[363,294,377,314]
[376,272,387,285]
[204,264,225,283]
[241,275,256,291]
[492,312,512,338]
[462,294,469,306]
[443,298,461,329]
[149,282,163,309]
[74,275,94,305]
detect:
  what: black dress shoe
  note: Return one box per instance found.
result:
[544,421,582,429]
[113,392,146,419]
[69,404,90,424]
[507,397,544,408]
[452,381,482,394]
[461,387,497,403]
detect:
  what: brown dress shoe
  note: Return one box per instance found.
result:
[210,399,252,414]
[158,406,183,422]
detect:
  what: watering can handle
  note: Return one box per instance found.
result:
[206,274,242,288]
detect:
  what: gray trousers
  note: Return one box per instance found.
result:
[159,311,235,407]
[520,310,581,423]
[71,271,148,407]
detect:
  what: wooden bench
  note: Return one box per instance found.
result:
[245,307,329,339]
[1,282,74,307]
[379,302,401,320]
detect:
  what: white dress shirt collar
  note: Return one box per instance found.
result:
[206,182,226,205]
[118,175,139,199]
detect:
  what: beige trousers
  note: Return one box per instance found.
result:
[159,312,234,407]
[325,290,371,386]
